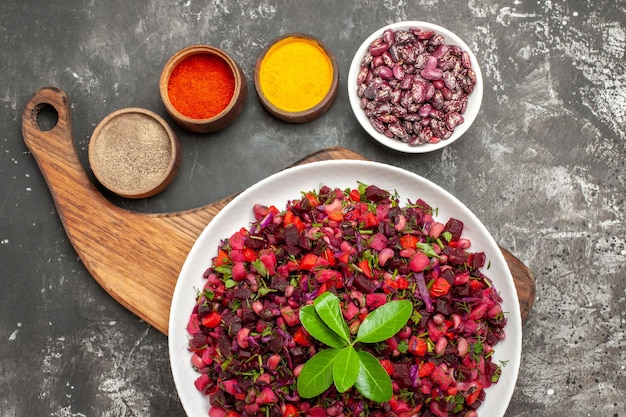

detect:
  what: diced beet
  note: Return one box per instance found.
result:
[189,333,208,351]
[244,234,264,249]
[366,293,387,309]
[353,273,378,293]
[440,267,455,284]
[431,365,453,390]
[289,346,306,362]
[469,251,486,269]
[217,337,232,357]
[444,218,464,241]
[299,235,312,250]
[209,390,227,407]
[365,185,391,202]
[226,321,242,337]
[256,386,278,404]
[393,362,413,387]
[342,300,360,321]
[280,305,300,327]
[282,223,301,246]
[270,276,289,291]
[387,258,410,275]
[233,287,252,300]
[221,379,239,395]
[283,244,302,256]
[187,313,201,334]
[441,246,468,266]
[268,333,284,353]
[308,407,327,417]
[232,262,247,282]
[208,406,228,417]
[194,374,210,393]
[239,377,253,392]
[239,306,254,323]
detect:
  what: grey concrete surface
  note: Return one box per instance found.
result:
[1,1,624,416]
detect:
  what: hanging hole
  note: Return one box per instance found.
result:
[34,103,59,131]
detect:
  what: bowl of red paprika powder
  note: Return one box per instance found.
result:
[160,45,247,133]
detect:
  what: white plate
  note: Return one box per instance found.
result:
[348,21,484,153]
[169,160,521,417]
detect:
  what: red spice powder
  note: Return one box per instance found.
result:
[167,53,235,119]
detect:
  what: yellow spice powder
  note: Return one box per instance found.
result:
[259,36,333,113]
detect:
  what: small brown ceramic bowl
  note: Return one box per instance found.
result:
[254,33,339,123]
[88,108,180,199]
[160,45,247,133]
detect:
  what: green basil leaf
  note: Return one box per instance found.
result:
[299,305,348,349]
[313,292,351,344]
[297,349,339,398]
[333,346,360,393]
[354,300,413,344]
[354,350,393,402]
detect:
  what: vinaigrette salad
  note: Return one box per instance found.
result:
[186,183,506,417]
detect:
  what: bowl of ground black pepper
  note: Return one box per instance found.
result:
[255,33,339,123]
[88,108,180,199]
[160,45,247,133]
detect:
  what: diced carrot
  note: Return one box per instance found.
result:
[299,253,319,271]
[201,312,222,328]
[349,188,361,202]
[395,276,409,289]
[283,209,294,225]
[214,249,229,267]
[380,359,394,375]
[358,259,372,279]
[292,216,305,232]
[282,404,299,417]
[293,326,312,347]
[328,211,343,222]
[305,193,319,206]
[418,361,435,377]
[242,247,257,263]
[429,278,451,297]
[363,212,378,227]
[323,248,336,266]
[399,234,419,250]
[338,251,350,264]
[408,335,428,356]
[465,382,483,405]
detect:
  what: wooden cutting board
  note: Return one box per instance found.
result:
[22,87,536,335]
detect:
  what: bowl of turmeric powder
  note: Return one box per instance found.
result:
[254,33,339,123]
[160,45,247,133]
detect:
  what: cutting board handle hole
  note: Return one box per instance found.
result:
[33,103,59,132]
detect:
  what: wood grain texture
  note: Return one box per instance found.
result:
[22,87,535,335]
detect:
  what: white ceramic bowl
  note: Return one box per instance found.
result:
[348,21,483,153]
[169,160,521,417]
